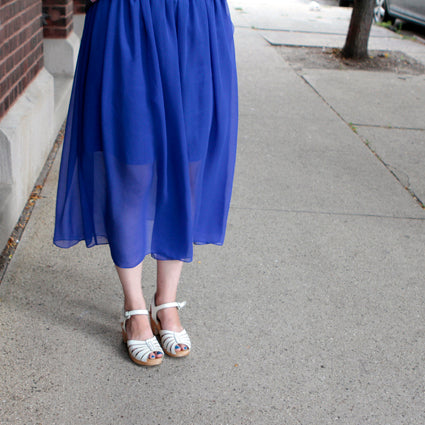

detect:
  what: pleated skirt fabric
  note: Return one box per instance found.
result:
[53,0,238,267]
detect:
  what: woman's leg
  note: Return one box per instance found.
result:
[116,261,162,359]
[155,260,188,352]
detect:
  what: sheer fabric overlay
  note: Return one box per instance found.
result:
[54,0,238,267]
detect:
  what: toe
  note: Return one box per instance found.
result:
[177,344,188,352]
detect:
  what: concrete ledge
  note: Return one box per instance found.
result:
[0,130,12,184]
[0,69,55,250]
[73,14,86,40]
[44,31,80,136]
[0,184,13,246]
[1,28,79,252]
[53,76,73,137]
[43,32,80,77]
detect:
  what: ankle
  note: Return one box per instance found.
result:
[154,292,176,306]
[126,315,154,338]
[124,301,147,312]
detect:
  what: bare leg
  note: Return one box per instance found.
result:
[155,260,188,352]
[116,261,162,359]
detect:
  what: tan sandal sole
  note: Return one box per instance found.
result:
[129,353,162,366]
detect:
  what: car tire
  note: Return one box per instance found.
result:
[374,0,393,23]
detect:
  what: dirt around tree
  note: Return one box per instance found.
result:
[277,46,425,75]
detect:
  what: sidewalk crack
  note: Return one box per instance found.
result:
[230,206,425,220]
[297,75,425,211]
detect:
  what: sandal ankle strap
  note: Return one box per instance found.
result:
[150,298,186,323]
[124,309,149,319]
[122,309,149,334]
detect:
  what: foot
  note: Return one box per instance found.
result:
[154,294,190,354]
[125,313,163,360]
[156,306,189,353]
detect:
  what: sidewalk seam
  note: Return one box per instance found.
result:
[353,123,425,131]
[298,74,425,211]
[231,206,425,220]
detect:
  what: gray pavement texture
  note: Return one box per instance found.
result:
[1,0,425,424]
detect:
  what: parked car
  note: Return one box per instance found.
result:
[375,0,425,26]
[339,0,425,28]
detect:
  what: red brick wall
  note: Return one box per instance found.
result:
[73,0,85,14]
[42,0,73,38]
[0,0,44,119]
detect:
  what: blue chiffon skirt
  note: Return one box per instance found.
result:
[53,0,238,267]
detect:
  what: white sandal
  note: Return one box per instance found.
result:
[150,297,191,358]
[121,309,164,366]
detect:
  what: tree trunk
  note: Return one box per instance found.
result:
[341,0,375,59]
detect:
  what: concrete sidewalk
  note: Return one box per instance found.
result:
[1,1,425,423]
[235,0,425,62]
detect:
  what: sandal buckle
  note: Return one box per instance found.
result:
[176,301,186,310]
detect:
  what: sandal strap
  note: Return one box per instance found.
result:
[122,309,149,334]
[124,309,149,319]
[155,301,186,312]
[159,329,191,355]
[150,299,186,323]
[127,337,163,363]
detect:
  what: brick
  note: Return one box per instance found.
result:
[27,0,39,7]
[0,54,15,74]
[0,78,8,99]
[0,4,42,43]
[42,0,74,38]
[0,2,18,21]
[42,0,71,5]
[43,25,68,38]
[17,18,43,44]
[5,86,17,110]
[8,35,41,74]
[73,5,85,14]
[73,0,86,14]
[0,17,43,114]
[20,2,43,25]
[0,0,65,117]
[0,0,15,7]
[42,4,73,20]
[6,63,21,89]
[1,34,18,57]
[44,15,70,26]
[3,93,10,110]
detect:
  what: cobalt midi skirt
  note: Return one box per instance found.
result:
[53,0,238,267]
